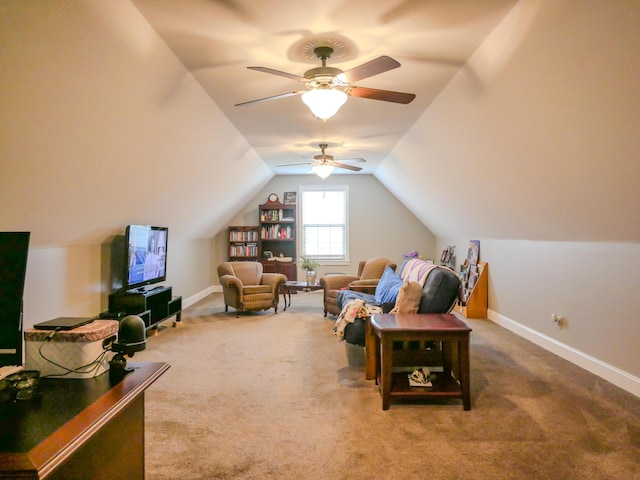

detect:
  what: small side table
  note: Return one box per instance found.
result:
[367,313,472,410]
[281,281,323,310]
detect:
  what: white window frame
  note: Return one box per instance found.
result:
[299,184,349,265]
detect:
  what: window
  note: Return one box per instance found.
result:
[300,185,348,262]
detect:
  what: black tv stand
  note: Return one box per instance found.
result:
[128,285,164,294]
[108,285,182,330]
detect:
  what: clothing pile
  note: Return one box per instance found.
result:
[333,299,382,340]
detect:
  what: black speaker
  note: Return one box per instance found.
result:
[0,232,30,367]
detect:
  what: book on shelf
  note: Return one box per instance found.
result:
[260,225,293,239]
[230,244,258,257]
[229,230,258,242]
[466,240,480,265]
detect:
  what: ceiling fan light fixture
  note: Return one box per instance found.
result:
[301,88,347,120]
[312,164,335,179]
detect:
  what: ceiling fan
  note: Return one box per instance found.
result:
[277,143,365,179]
[235,46,416,120]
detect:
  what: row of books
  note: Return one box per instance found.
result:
[261,225,293,240]
[260,209,294,222]
[230,244,258,257]
[229,230,258,242]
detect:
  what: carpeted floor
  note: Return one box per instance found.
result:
[135,291,640,480]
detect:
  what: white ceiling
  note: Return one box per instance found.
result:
[131,0,518,175]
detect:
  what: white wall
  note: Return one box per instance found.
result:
[0,1,272,325]
[384,0,640,393]
[436,238,640,392]
[215,174,436,284]
[379,0,640,243]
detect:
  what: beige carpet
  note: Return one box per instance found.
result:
[135,291,640,480]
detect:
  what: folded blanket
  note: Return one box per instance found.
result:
[400,258,438,286]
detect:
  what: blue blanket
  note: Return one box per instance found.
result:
[336,289,377,309]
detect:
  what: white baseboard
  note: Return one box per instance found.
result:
[182,285,221,309]
[487,309,640,399]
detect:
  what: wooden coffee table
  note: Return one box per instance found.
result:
[366,313,472,410]
[281,281,322,310]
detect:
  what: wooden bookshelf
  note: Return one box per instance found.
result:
[454,261,488,318]
[228,226,259,261]
[258,195,296,281]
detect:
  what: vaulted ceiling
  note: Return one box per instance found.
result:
[1,0,638,245]
[130,0,640,243]
[131,0,518,175]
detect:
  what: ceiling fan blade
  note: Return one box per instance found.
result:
[247,66,308,82]
[337,157,366,163]
[235,91,304,107]
[331,162,362,172]
[276,162,313,167]
[346,86,416,104]
[338,56,401,83]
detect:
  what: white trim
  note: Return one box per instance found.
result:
[488,309,640,398]
[183,285,218,309]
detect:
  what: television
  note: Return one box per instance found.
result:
[0,232,30,367]
[123,225,168,292]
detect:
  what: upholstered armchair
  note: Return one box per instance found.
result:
[217,261,287,316]
[319,256,396,317]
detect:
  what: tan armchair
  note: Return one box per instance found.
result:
[319,257,396,317]
[218,261,287,316]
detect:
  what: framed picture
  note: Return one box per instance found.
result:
[467,272,478,290]
[441,245,454,265]
[283,191,296,204]
[467,240,480,265]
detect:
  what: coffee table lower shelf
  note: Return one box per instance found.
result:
[380,371,464,403]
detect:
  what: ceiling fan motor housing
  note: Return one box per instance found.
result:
[304,67,344,86]
[304,46,346,88]
[314,143,333,162]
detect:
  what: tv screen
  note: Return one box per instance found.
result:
[124,225,168,291]
[0,232,30,366]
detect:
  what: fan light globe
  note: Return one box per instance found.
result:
[301,88,348,120]
[312,164,335,179]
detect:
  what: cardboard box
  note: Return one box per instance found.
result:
[24,320,119,379]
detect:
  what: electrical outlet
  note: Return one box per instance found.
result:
[552,314,563,329]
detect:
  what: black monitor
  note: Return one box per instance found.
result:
[123,225,168,292]
[0,232,30,367]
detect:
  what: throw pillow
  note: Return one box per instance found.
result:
[374,266,403,304]
[390,281,423,314]
[397,258,409,277]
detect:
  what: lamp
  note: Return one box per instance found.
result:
[312,164,335,179]
[108,314,146,381]
[301,88,348,120]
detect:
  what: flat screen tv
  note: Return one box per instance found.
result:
[0,232,30,366]
[124,225,168,292]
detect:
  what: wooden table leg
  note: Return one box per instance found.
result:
[281,288,292,311]
[442,339,452,378]
[459,334,471,411]
[365,317,376,380]
[380,334,393,410]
